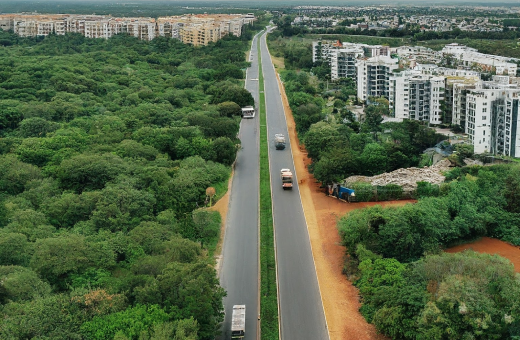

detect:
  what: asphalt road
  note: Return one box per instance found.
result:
[259,31,329,340]
[218,32,261,340]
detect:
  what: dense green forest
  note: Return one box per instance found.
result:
[0,18,263,339]
[338,164,520,339]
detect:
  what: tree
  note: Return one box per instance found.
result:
[80,304,170,340]
[17,117,60,138]
[359,143,388,176]
[303,122,342,160]
[192,209,220,248]
[207,82,253,108]
[56,153,128,193]
[0,266,51,303]
[0,232,32,266]
[217,101,241,117]
[211,137,236,166]
[0,154,42,195]
[362,100,387,134]
[154,261,225,340]
[30,234,115,288]
[90,180,156,232]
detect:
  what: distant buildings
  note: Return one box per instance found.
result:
[0,13,256,46]
[441,43,517,76]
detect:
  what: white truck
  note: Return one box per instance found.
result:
[241,106,255,119]
[231,305,246,339]
[280,168,293,190]
[275,134,286,150]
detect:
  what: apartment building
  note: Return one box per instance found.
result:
[389,71,445,124]
[442,43,518,76]
[0,13,254,44]
[357,55,399,101]
[490,90,520,157]
[312,40,342,63]
[330,45,364,80]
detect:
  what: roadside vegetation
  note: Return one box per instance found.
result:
[0,18,267,339]
[339,163,520,339]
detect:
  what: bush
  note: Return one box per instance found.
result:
[350,182,375,202]
[376,184,403,201]
[413,181,440,198]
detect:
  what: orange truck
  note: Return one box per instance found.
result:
[280,168,293,190]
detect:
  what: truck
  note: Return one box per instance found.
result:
[274,134,286,150]
[231,305,246,339]
[281,168,293,190]
[328,183,356,202]
[241,106,255,119]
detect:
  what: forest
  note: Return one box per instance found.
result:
[0,17,264,339]
[338,164,520,339]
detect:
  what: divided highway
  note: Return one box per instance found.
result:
[259,31,329,340]
[218,32,261,340]
[219,29,329,340]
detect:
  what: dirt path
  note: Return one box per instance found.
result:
[446,237,520,272]
[210,169,233,274]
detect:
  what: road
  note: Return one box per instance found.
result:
[259,31,329,340]
[218,32,261,340]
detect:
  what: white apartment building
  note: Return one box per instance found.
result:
[389,71,445,124]
[357,55,399,101]
[466,89,499,154]
[330,45,364,80]
[490,90,520,157]
[312,40,342,63]
[442,43,518,76]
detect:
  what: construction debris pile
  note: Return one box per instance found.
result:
[344,159,453,192]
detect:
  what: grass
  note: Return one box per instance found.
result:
[258,38,280,340]
[202,209,223,259]
[209,174,231,206]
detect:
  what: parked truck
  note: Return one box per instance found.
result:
[281,168,293,190]
[241,106,255,119]
[231,305,246,339]
[274,134,286,150]
[328,183,356,202]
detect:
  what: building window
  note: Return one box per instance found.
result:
[482,116,486,120]
[482,108,487,113]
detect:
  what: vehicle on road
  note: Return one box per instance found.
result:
[328,183,356,202]
[241,106,255,118]
[231,305,246,339]
[281,168,293,190]
[275,134,286,150]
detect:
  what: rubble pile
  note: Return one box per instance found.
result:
[344,159,452,192]
[463,158,484,166]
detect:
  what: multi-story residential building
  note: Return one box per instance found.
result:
[357,55,399,101]
[389,70,445,124]
[442,43,518,76]
[312,40,343,63]
[330,45,364,80]
[452,81,480,128]
[0,13,254,44]
[490,90,520,157]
